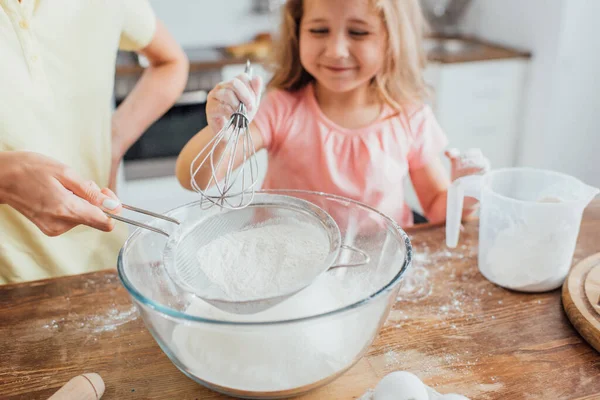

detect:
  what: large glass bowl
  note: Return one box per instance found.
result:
[118,190,411,399]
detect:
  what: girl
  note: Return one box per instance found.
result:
[176,0,489,227]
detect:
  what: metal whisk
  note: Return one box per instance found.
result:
[189,60,259,210]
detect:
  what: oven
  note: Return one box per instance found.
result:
[119,90,208,180]
[115,67,222,181]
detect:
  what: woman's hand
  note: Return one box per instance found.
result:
[206,73,262,135]
[0,151,122,236]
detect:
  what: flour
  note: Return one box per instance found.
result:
[170,271,384,392]
[481,221,578,292]
[480,197,580,292]
[396,266,432,302]
[195,219,330,301]
[41,305,138,334]
[168,217,393,392]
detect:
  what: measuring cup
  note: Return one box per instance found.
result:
[446,168,599,292]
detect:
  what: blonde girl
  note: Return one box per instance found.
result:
[176,0,489,226]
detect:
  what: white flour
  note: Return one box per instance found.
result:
[481,220,578,292]
[480,197,579,292]
[169,217,392,392]
[195,219,330,301]
[170,272,383,392]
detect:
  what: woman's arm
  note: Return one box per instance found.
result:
[109,19,189,190]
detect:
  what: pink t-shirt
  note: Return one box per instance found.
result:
[252,84,448,227]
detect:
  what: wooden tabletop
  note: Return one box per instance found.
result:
[1,201,599,400]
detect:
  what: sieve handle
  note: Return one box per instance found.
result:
[104,203,181,238]
[329,245,370,270]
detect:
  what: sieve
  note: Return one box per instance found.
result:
[106,194,370,314]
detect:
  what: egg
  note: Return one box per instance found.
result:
[373,371,428,400]
[438,394,470,400]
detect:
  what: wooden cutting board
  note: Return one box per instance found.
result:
[562,252,600,352]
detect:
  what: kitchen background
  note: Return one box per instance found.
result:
[115,0,600,215]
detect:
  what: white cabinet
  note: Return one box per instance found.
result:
[119,150,268,215]
[423,63,442,108]
[432,58,529,169]
[120,175,203,214]
[404,58,529,214]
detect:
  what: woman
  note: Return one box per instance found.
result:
[0,0,188,284]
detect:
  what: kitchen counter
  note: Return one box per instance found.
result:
[115,35,531,77]
[425,35,531,64]
[1,201,598,399]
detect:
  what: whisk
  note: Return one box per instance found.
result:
[189,60,259,210]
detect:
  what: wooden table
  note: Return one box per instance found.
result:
[1,202,600,400]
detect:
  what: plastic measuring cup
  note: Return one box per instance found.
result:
[446,168,598,292]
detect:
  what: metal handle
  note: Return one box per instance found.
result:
[329,245,370,270]
[104,204,180,238]
[234,60,253,115]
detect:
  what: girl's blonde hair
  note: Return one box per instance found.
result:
[267,0,430,110]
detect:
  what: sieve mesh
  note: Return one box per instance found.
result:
[162,195,342,313]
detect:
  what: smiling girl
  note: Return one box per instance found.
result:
[176,0,489,226]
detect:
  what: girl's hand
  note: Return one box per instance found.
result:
[0,151,122,236]
[445,148,490,216]
[445,148,491,182]
[206,73,263,135]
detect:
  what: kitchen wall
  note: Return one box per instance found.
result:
[148,0,276,48]
[463,0,600,187]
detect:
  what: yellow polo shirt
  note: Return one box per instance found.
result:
[0,0,156,284]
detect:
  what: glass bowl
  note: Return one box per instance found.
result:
[118,190,411,399]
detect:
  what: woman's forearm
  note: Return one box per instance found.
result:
[112,57,188,156]
[111,20,188,158]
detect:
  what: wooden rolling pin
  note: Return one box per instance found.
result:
[48,373,105,400]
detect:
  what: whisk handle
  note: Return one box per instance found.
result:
[235,60,253,115]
